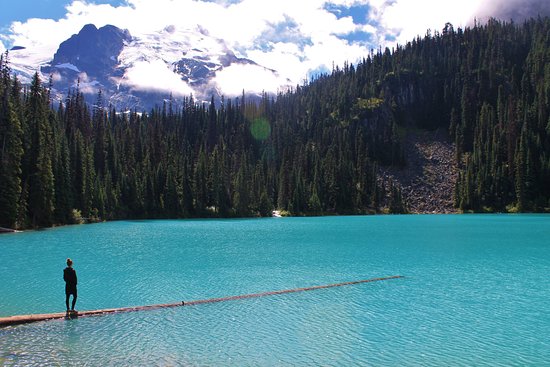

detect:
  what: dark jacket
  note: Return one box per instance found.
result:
[64,267,78,288]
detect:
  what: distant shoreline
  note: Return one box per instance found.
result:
[5,210,550,234]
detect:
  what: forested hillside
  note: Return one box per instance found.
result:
[1,17,549,229]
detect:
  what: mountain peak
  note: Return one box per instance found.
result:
[11,23,287,110]
[50,24,132,68]
[40,24,132,99]
[80,23,98,33]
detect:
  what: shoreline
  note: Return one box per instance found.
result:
[3,210,549,234]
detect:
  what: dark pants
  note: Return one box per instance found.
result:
[66,286,77,311]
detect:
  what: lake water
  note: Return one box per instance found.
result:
[1,215,549,366]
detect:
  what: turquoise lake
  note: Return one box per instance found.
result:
[1,214,549,366]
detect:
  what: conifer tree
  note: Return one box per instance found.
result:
[25,73,55,227]
[0,61,24,228]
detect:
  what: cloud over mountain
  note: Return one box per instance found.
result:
[474,0,550,22]
[2,0,549,99]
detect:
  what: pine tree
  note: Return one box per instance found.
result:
[193,147,209,214]
[25,73,55,227]
[0,69,24,228]
[233,152,250,216]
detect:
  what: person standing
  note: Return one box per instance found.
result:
[63,258,78,312]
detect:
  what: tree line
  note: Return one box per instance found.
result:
[1,17,549,229]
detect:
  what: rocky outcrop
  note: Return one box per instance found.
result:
[42,24,132,83]
[379,129,458,214]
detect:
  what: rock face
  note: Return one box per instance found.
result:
[380,129,458,214]
[46,24,131,80]
[40,24,131,104]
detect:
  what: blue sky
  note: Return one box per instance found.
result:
[0,0,126,32]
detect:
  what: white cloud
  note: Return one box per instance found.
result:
[213,63,288,96]
[50,71,63,83]
[247,43,306,85]
[473,0,550,23]
[306,35,368,69]
[3,0,374,88]
[367,0,479,46]
[4,1,133,56]
[1,0,502,96]
[122,60,194,96]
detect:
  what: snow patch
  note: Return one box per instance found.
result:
[55,63,80,72]
[6,44,53,83]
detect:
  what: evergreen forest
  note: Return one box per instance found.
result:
[1,17,550,229]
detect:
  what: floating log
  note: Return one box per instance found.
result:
[0,275,404,327]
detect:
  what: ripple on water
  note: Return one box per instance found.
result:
[1,216,550,366]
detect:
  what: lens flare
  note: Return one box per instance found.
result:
[250,117,271,140]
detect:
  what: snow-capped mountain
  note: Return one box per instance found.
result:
[8,24,289,110]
